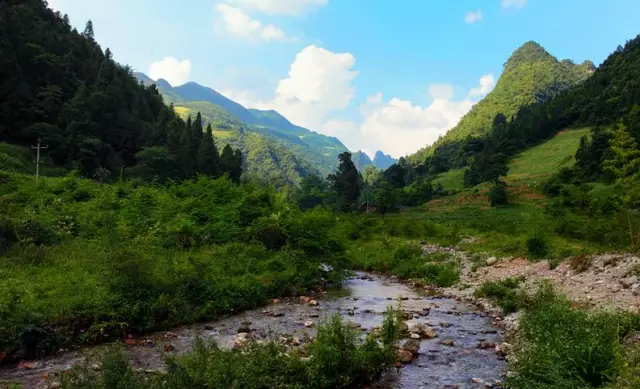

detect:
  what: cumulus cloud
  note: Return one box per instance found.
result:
[220,44,495,158]
[501,0,527,9]
[468,74,495,97]
[428,84,454,100]
[227,0,328,16]
[244,45,358,130]
[148,57,192,86]
[351,74,497,158]
[215,4,297,42]
[464,10,483,24]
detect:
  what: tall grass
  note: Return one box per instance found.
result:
[507,283,640,389]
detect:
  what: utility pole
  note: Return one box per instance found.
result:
[31,138,48,183]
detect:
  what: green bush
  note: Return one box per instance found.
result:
[488,180,508,207]
[526,233,550,259]
[475,277,525,313]
[59,311,400,389]
[507,283,640,389]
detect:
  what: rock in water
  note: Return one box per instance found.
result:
[397,349,413,363]
[423,328,438,339]
[309,300,319,306]
[304,320,315,328]
[402,339,421,354]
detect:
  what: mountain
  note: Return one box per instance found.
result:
[408,41,594,164]
[134,73,349,177]
[351,151,373,171]
[372,151,396,169]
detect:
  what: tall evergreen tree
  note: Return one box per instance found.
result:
[603,123,640,184]
[197,124,221,177]
[220,144,235,175]
[328,152,361,212]
[232,149,243,183]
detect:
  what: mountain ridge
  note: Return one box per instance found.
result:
[407,41,594,164]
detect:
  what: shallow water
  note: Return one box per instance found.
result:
[0,273,505,388]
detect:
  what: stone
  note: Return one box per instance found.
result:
[49,382,62,389]
[304,320,315,328]
[400,321,409,334]
[299,296,311,304]
[441,339,455,347]
[440,322,452,328]
[471,377,485,385]
[485,257,497,266]
[422,328,438,339]
[308,300,319,306]
[410,333,421,339]
[291,336,301,346]
[621,276,638,289]
[402,339,421,354]
[272,298,281,304]
[476,341,496,350]
[397,349,413,363]
[163,344,174,352]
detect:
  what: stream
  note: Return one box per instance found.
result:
[0,273,505,388]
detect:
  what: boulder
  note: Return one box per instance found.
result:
[621,276,638,289]
[485,257,498,266]
[422,328,438,339]
[397,349,413,363]
[402,339,421,354]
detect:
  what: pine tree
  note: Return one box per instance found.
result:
[328,152,361,212]
[603,123,640,185]
[220,144,235,175]
[232,149,243,183]
[197,124,221,177]
[82,20,94,41]
[192,112,204,152]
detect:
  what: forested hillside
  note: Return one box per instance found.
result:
[0,0,242,183]
[135,73,349,179]
[408,41,594,165]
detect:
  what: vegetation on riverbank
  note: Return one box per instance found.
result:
[55,311,401,389]
[506,283,640,389]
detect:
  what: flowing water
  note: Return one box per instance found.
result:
[0,273,505,388]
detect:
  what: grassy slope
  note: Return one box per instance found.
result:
[433,128,589,192]
[400,128,611,257]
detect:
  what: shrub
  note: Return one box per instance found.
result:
[488,180,508,207]
[475,277,525,314]
[507,283,637,389]
[526,233,549,259]
[58,311,401,389]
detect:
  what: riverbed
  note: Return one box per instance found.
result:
[0,273,505,388]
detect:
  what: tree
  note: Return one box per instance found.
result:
[603,123,640,185]
[232,149,243,183]
[488,180,508,207]
[220,144,235,177]
[374,181,397,214]
[328,152,361,212]
[384,164,406,188]
[197,124,221,177]
[82,20,94,41]
[297,174,329,210]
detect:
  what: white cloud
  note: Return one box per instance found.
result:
[501,0,527,9]
[148,57,192,86]
[468,74,495,97]
[464,10,483,24]
[428,84,454,100]
[350,74,497,158]
[215,4,297,42]
[218,44,495,158]
[244,45,358,130]
[227,0,328,16]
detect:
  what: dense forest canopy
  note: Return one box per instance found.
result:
[0,0,242,182]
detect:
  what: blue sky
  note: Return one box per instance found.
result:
[49,0,640,158]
